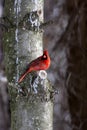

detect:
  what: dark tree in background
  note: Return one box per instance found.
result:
[66,0,87,130]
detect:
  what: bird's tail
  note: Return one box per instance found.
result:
[18,71,29,83]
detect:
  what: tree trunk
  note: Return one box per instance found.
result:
[4,0,53,130]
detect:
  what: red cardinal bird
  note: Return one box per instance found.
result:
[18,50,50,83]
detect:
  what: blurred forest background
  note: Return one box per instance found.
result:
[0,0,87,130]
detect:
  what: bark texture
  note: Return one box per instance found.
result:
[4,0,53,130]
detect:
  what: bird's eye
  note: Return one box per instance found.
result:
[43,54,47,59]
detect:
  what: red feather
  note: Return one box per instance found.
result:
[18,50,50,83]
